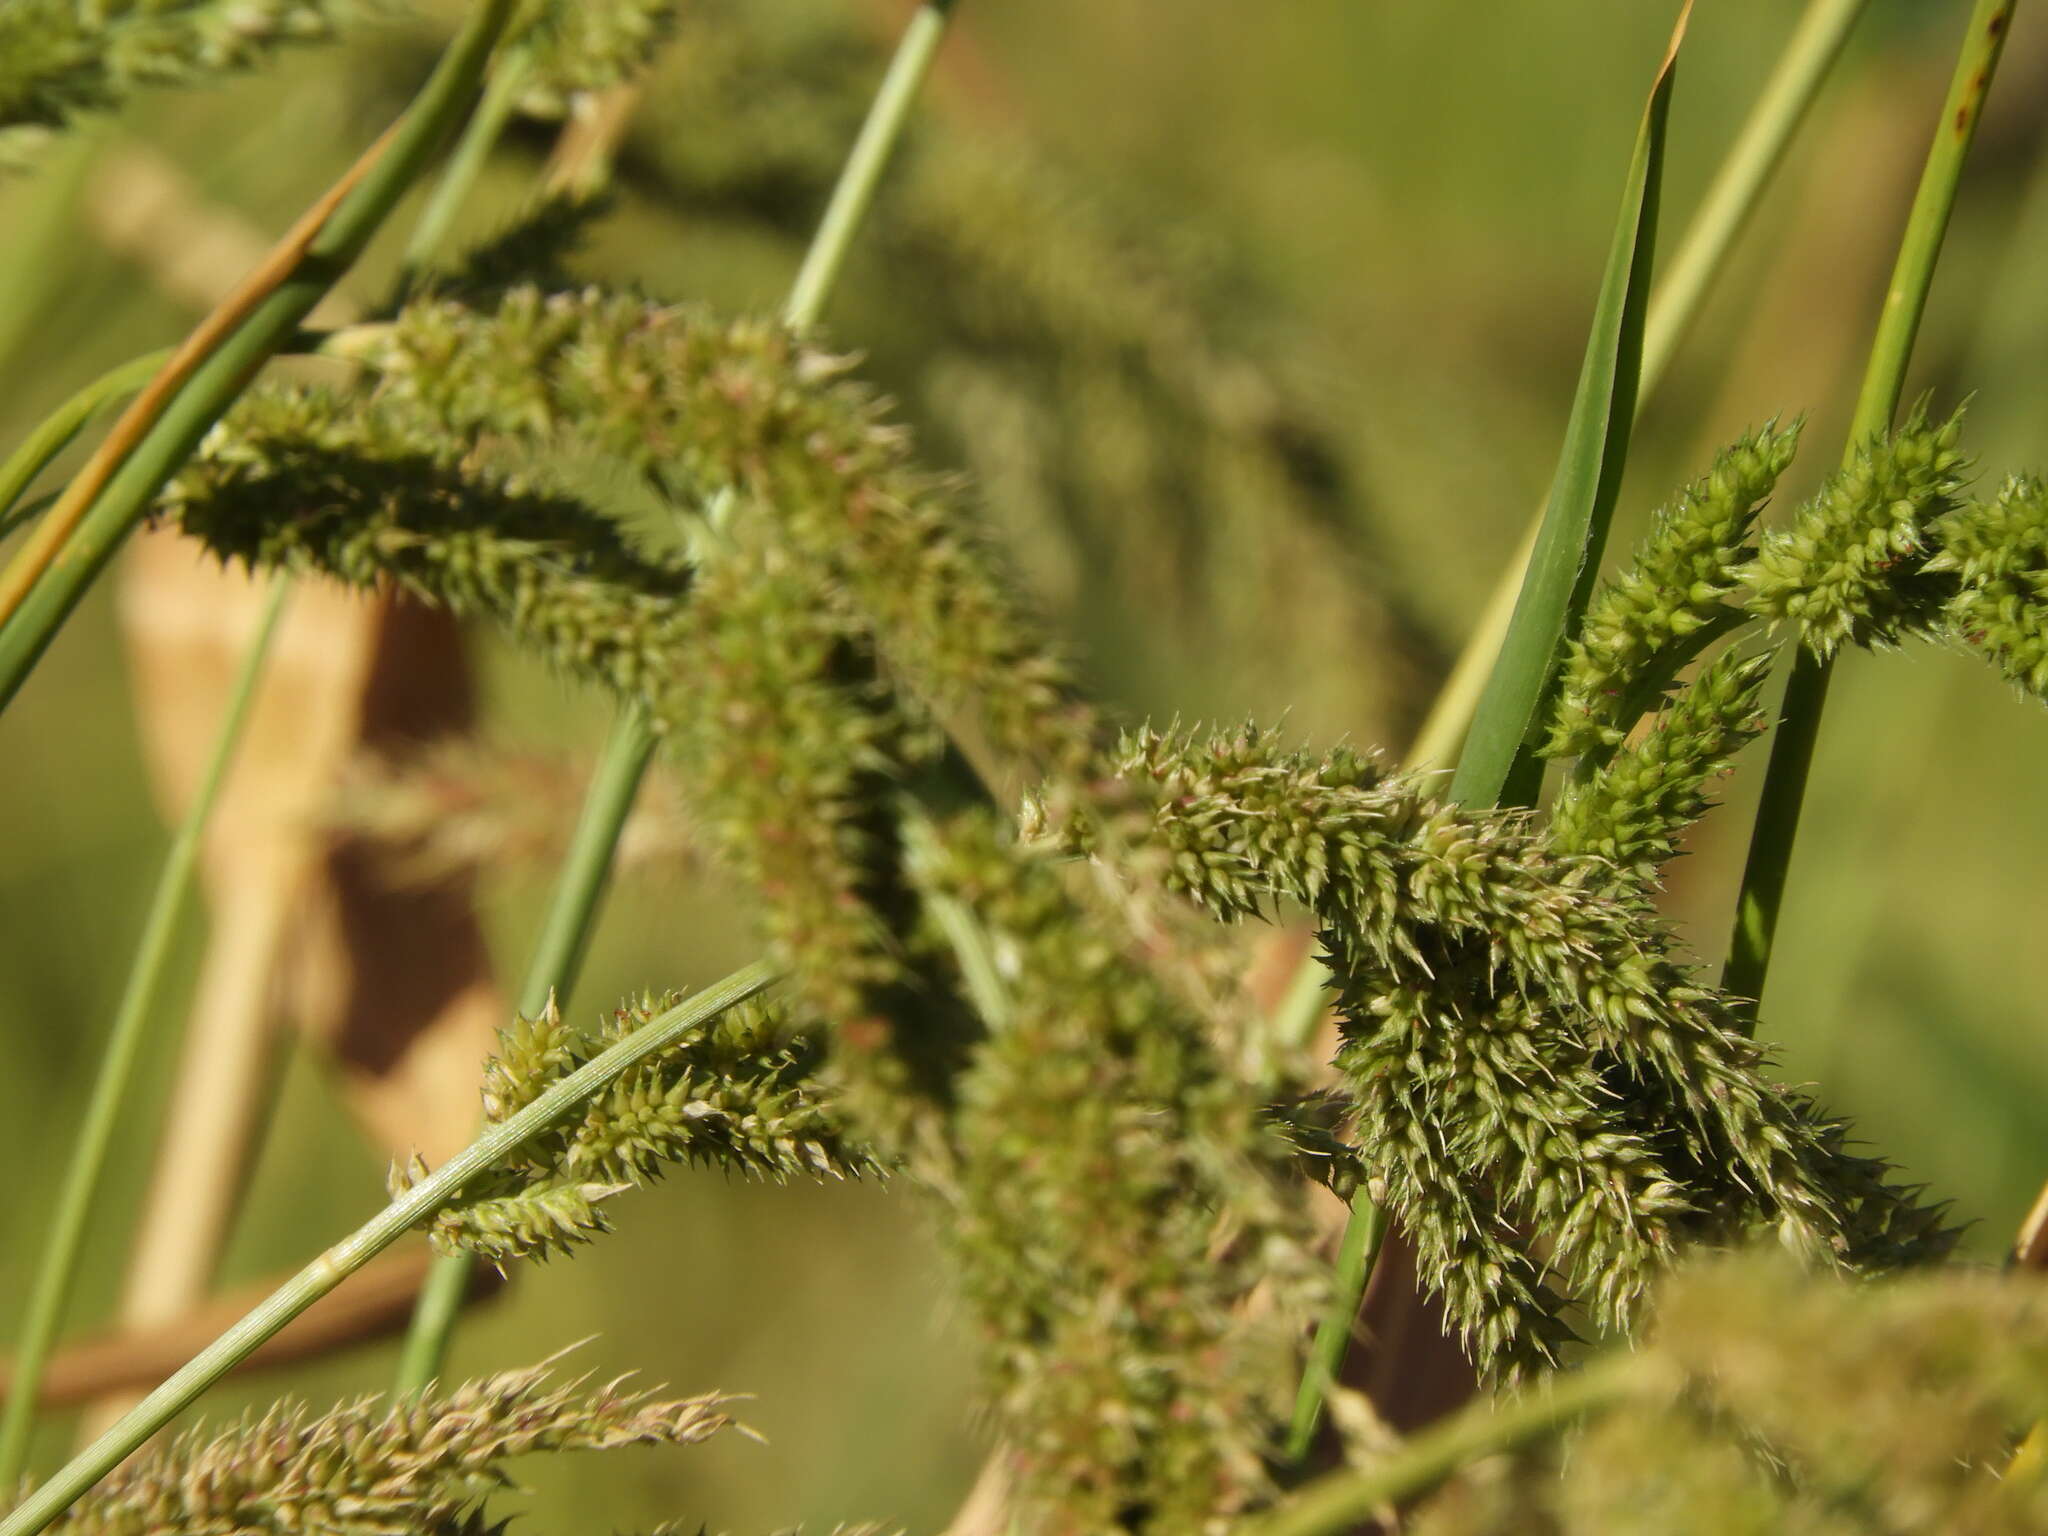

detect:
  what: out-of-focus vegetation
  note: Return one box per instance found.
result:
[0,1,2043,1529]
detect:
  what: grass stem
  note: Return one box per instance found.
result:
[784,0,959,335]
[1284,1196,1387,1462]
[390,706,658,1393]
[398,47,534,292]
[0,352,170,524]
[1722,0,2015,1021]
[0,963,779,1536]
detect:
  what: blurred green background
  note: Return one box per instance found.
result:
[1,0,2045,1529]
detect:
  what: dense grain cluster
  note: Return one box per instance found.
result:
[391,992,872,1266]
[1548,423,1798,761]
[157,289,2048,1525]
[1744,404,1971,656]
[166,288,1311,1526]
[1095,725,1952,1375]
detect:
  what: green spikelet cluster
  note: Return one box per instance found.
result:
[169,285,1098,1093]
[356,286,1095,782]
[395,993,872,1265]
[913,809,1322,1533]
[1411,1252,2048,1535]
[1549,648,1773,889]
[175,422,904,1049]
[513,0,678,114]
[32,1363,735,1536]
[1547,418,2048,810]
[0,0,344,169]
[161,280,1995,1498]
[631,0,1443,740]
[667,520,925,1062]
[164,388,698,706]
[478,993,580,1124]
[1095,725,1951,1376]
[1550,425,1799,759]
[1927,474,2048,702]
[1744,403,1971,657]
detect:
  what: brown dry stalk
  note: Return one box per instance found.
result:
[940,1450,1015,1536]
[0,1248,500,1409]
[541,84,643,197]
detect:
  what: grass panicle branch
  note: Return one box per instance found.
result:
[913,808,1323,1528]
[395,0,964,1391]
[163,286,1088,1047]
[1089,724,1954,1375]
[394,992,873,1267]
[165,305,1334,1517]
[16,1362,737,1536]
[1546,422,1799,763]
[1929,473,2048,700]
[1743,402,1971,657]
[0,965,777,1536]
[1548,647,1774,890]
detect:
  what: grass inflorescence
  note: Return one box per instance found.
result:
[5,2,2048,1534]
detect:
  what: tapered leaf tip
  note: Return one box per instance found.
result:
[1656,0,1696,86]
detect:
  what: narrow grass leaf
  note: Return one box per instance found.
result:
[1286,1,1693,1464]
[1448,1,1691,812]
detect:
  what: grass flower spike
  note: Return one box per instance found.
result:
[1744,402,1971,656]
[22,1363,737,1536]
[1549,423,1799,760]
[395,993,872,1266]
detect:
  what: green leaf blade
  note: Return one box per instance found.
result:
[1449,2,1691,811]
